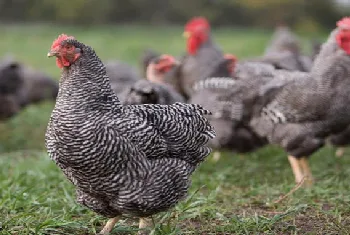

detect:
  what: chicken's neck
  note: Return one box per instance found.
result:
[310,28,350,86]
[55,51,122,113]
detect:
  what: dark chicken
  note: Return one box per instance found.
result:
[123,55,185,105]
[45,34,215,234]
[105,60,141,102]
[0,56,58,119]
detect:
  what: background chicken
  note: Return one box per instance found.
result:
[105,60,141,101]
[0,55,58,119]
[245,25,313,72]
[45,35,215,234]
[249,17,350,185]
[123,55,185,105]
[175,17,227,99]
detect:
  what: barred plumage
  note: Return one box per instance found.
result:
[45,34,215,227]
[248,21,350,184]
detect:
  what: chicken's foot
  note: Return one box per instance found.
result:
[212,151,221,162]
[99,216,120,235]
[138,217,153,235]
[335,147,345,158]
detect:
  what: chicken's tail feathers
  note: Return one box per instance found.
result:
[170,102,216,166]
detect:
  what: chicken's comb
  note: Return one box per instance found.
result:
[337,17,350,28]
[185,17,210,31]
[51,34,75,49]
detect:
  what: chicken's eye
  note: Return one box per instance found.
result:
[65,45,73,50]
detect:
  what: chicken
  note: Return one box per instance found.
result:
[105,60,141,101]
[189,59,279,158]
[45,34,215,234]
[246,25,312,72]
[176,17,227,99]
[0,55,58,107]
[0,56,58,119]
[249,17,350,185]
[123,55,185,105]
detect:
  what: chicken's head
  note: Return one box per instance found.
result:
[224,54,237,75]
[147,54,179,83]
[183,17,210,55]
[336,17,350,55]
[48,34,82,68]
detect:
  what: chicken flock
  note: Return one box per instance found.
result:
[0,15,349,234]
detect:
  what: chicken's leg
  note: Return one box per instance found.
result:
[335,147,345,158]
[99,217,120,235]
[138,217,153,235]
[212,151,221,162]
[288,156,304,184]
[299,157,314,186]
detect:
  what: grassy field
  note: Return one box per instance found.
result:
[1,25,348,235]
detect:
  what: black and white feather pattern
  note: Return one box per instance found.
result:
[45,38,215,218]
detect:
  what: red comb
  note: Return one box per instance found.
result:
[185,17,210,31]
[51,34,75,50]
[337,17,350,28]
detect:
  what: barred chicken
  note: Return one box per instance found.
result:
[123,55,185,105]
[45,34,215,234]
[249,17,350,185]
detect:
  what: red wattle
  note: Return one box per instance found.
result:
[336,30,350,55]
[187,37,201,55]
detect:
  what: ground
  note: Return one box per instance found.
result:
[1,25,349,235]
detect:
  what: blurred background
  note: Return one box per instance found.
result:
[0,0,349,30]
[0,0,348,153]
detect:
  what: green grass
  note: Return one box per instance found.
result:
[1,24,346,234]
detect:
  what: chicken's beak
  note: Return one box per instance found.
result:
[47,51,58,57]
[182,31,191,38]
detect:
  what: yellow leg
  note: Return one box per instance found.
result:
[335,147,345,158]
[138,217,152,235]
[212,151,221,162]
[288,156,304,184]
[99,217,120,235]
[299,157,314,186]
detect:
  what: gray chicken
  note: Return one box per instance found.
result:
[0,55,58,119]
[176,17,227,99]
[246,25,312,72]
[105,59,141,101]
[123,55,185,105]
[249,17,350,185]
[45,34,215,234]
